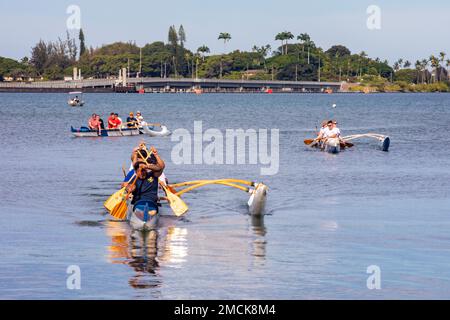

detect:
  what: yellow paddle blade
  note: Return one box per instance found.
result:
[110,200,128,220]
[161,184,188,217]
[104,187,127,213]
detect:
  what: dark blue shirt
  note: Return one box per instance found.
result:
[131,171,159,205]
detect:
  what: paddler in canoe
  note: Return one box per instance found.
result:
[305,120,352,152]
[122,145,165,220]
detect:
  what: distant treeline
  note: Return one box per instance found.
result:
[0,26,449,91]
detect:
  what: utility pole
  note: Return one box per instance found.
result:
[196,58,199,79]
[139,47,142,78]
[318,55,321,82]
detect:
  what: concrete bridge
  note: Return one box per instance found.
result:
[0,77,343,93]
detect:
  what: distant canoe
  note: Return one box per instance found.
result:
[71,126,140,137]
[310,138,341,154]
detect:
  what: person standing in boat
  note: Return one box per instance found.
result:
[124,147,165,212]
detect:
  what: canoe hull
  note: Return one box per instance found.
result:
[323,138,341,154]
[71,126,141,137]
[248,183,268,216]
[127,201,160,232]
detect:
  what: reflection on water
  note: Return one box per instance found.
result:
[105,220,189,289]
[159,227,188,268]
[105,221,161,289]
[249,215,267,265]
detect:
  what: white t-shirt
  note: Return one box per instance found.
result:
[323,127,340,138]
[319,127,326,136]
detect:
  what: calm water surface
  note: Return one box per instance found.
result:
[0,92,449,299]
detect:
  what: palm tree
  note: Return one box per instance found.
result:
[421,59,429,84]
[218,32,231,78]
[429,55,439,82]
[275,32,285,55]
[218,32,232,52]
[403,60,411,69]
[252,45,271,70]
[415,60,421,83]
[197,45,210,61]
[446,59,450,81]
[283,31,294,55]
[439,52,446,81]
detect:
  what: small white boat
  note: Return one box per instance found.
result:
[67,91,84,107]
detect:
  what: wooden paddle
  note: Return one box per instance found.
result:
[137,149,188,217]
[110,179,136,220]
[105,174,137,219]
[304,139,315,145]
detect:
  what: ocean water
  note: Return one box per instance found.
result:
[0,92,449,299]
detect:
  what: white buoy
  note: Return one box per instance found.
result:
[332,104,337,108]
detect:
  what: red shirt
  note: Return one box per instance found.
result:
[108,117,121,129]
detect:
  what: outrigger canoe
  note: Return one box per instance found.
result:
[309,138,341,154]
[71,125,171,137]
[71,126,140,137]
[115,178,269,232]
[308,134,390,154]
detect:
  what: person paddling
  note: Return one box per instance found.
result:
[108,113,121,129]
[123,147,165,216]
[136,111,144,125]
[88,113,101,134]
[127,112,138,128]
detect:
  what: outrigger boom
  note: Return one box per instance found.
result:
[167,179,268,217]
[342,133,390,152]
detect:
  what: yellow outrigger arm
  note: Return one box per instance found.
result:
[169,179,257,189]
[173,180,252,197]
[168,179,268,216]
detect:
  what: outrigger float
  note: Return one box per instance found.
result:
[70,125,171,137]
[105,178,268,232]
[308,133,390,154]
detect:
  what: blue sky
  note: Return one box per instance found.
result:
[1,0,449,64]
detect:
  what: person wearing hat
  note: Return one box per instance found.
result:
[136,111,145,125]
[127,112,138,128]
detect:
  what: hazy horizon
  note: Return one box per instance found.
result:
[1,0,449,64]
